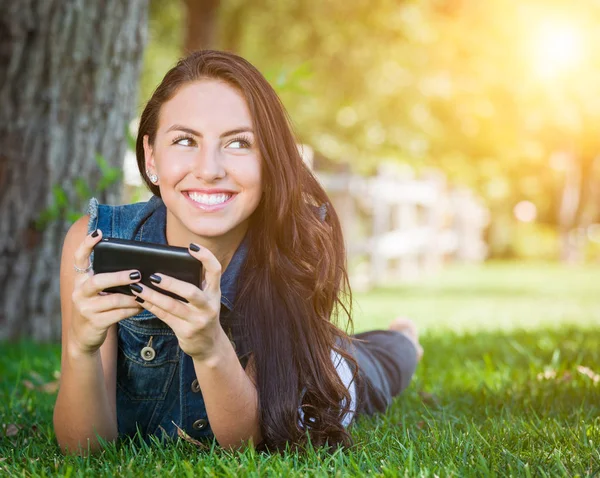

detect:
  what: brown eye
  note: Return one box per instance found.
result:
[173,135,195,147]
[227,136,252,149]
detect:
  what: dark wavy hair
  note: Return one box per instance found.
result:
[135,50,356,450]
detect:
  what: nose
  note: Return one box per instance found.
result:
[192,142,225,182]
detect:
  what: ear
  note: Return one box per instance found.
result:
[143,135,156,176]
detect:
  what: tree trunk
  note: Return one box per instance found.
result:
[183,0,219,52]
[0,0,148,341]
[220,3,246,53]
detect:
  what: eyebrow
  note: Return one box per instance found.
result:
[165,124,253,138]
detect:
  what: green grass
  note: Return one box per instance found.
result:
[2,262,600,476]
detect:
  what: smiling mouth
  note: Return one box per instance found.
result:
[186,191,234,206]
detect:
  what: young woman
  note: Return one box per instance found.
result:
[53,50,422,454]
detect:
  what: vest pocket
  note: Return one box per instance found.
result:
[117,319,179,401]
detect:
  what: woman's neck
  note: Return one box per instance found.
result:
[164,211,249,272]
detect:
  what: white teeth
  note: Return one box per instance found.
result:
[188,192,232,206]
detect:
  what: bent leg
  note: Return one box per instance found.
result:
[347,330,418,416]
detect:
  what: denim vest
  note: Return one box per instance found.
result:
[87,195,250,441]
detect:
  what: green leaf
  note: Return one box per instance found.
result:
[48,202,60,217]
[52,185,68,209]
[109,168,122,180]
[74,178,92,201]
[95,153,109,174]
[97,178,109,191]
[34,211,51,231]
[35,203,61,230]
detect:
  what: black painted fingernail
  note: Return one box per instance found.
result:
[130,271,141,280]
[149,274,161,284]
[91,229,99,238]
[130,283,143,293]
[189,243,200,252]
[135,296,144,304]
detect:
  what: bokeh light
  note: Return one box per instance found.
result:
[513,201,537,223]
[587,224,600,243]
[529,18,585,79]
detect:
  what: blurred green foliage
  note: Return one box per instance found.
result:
[140,0,600,259]
[36,155,123,230]
[139,0,184,113]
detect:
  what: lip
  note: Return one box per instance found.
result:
[183,190,237,212]
[184,188,236,194]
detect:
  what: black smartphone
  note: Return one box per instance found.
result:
[92,237,202,302]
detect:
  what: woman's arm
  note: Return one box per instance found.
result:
[192,333,262,448]
[53,327,119,454]
[53,217,141,454]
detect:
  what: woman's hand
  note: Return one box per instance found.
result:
[69,229,143,355]
[128,243,223,361]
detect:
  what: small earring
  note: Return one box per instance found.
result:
[147,171,158,184]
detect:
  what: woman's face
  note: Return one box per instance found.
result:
[144,80,263,243]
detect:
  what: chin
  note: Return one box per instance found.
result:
[188,222,248,240]
[191,229,231,239]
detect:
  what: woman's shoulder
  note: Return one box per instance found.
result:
[86,196,158,220]
[63,214,90,252]
[85,196,163,237]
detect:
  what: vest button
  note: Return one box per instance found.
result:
[141,346,156,361]
[192,419,208,430]
[191,379,201,393]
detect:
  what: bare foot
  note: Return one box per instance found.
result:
[389,317,424,362]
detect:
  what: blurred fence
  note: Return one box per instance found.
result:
[316,164,489,289]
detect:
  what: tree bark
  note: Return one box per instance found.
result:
[0,0,148,341]
[183,0,219,52]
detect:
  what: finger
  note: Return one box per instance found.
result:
[76,293,141,320]
[147,273,206,308]
[129,283,190,321]
[72,229,103,285]
[80,269,142,298]
[188,243,222,294]
[133,293,178,329]
[93,307,145,329]
[86,292,142,312]
[74,229,102,270]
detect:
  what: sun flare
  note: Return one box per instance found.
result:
[530,19,585,79]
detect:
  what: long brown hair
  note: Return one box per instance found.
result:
[136,50,356,450]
